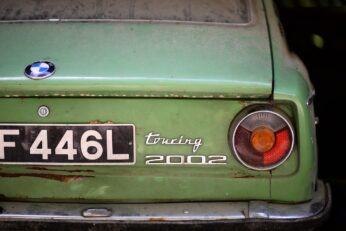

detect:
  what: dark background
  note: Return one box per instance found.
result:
[274,1,346,229]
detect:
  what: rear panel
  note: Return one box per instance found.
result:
[0,98,281,202]
[0,0,316,205]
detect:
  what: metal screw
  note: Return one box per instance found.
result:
[38,105,50,118]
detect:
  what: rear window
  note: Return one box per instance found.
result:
[0,0,251,24]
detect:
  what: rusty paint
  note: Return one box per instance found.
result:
[239,100,249,107]
[232,171,255,178]
[89,120,115,124]
[148,217,167,221]
[233,175,255,178]
[26,166,94,173]
[0,172,94,183]
[89,120,103,124]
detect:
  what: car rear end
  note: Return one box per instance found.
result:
[0,0,330,230]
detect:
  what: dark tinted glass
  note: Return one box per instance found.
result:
[0,0,250,23]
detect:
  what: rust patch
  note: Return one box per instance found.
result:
[89,120,103,124]
[0,172,94,183]
[232,171,255,178]
[26,166,94,173]
[89,120,115,124]
[238,100,249,107]
[233,175,255,178]
[148,218,167,222]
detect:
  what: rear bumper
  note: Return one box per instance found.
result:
[0,180,331,231]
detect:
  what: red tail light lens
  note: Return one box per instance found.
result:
[230,107,294,171]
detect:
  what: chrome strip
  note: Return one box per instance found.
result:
[0,181,329,222]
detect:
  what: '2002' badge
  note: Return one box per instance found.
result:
[24,61,55,80]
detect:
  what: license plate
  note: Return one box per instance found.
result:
[0,124,135,165]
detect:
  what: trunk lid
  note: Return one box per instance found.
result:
[0,18,272,99]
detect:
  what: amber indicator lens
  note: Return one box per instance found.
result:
[231,110,294,170]
[250,127,275,153]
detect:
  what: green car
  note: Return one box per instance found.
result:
[0,0,330,230]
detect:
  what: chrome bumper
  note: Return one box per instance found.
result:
[0,181,331,229]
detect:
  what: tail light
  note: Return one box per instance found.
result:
[229,106,294,171]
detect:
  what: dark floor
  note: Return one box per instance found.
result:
[275,4,346,230]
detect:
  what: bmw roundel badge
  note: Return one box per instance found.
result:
[24,61,55,80]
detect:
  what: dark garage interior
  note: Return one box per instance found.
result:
[274,1,346,229]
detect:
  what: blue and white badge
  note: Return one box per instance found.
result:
[24,61,55,80]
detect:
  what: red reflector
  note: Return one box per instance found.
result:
[263,129,291,165]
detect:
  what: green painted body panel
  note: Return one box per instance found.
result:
[0,3,272,99]
[0,98,271,202]
[0,0,318,204]
[263,0,317,202]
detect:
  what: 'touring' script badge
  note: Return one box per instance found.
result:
[144,132,227,165]
[144,132,203,153]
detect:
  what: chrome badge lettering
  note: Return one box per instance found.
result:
[145,155,227,165]
[145,132,203,153]
[144,132,227,165]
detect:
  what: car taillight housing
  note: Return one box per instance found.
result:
[229,106,295,171]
